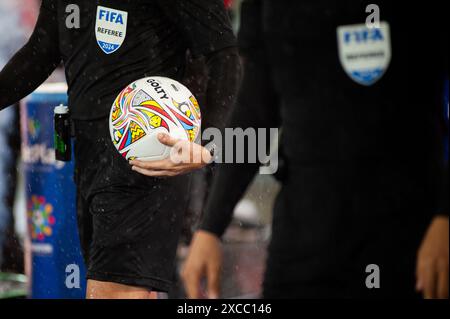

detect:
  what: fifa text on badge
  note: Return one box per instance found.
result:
[98,8,125,24]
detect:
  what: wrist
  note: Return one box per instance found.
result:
[196,229,221,241]
[194,230,222,246]
[433,215,449,224]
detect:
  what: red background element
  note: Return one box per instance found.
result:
[224,0,233,9]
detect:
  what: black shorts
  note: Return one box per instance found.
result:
[74,118,190,292]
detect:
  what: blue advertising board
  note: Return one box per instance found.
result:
[20,83,86,298]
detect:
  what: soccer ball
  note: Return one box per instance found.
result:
[109,77,201,161]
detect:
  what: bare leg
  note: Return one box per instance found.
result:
[86,279,159,299]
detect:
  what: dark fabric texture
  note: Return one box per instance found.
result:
[200,0,448,298]
[0,0,238,121]
[0,0,240,292]
[74,118,191,292]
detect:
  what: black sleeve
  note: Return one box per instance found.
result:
[435,59,448,218]
[157,0,236,58]
[0,0,61,110]
[158,0,241,131]
[429,7,449,218]
[201,47,242,131]
[440,31,449,217]
[199,0,281,237]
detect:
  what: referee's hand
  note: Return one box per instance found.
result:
[416,215,449,299]
[182,230,223,299]
[130,133,212,177]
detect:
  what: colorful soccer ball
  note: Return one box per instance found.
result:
[109,77,201,161]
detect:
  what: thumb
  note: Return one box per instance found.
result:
[158,133,178,147]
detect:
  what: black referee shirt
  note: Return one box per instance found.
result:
[0,0,236,120]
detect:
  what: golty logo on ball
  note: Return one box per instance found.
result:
[109,77,201,161]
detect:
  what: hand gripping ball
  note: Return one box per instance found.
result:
[109,77,201,161]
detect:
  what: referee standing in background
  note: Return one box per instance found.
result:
[183,0,449,299]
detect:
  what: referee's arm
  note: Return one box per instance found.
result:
[130,0,242,177]
[0,0,61,110]
[182,0,281,299]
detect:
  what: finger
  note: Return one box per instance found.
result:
[437,262,449,299]
[131,166,176,177]
[182,267,202,299]
[206,264,221,299]
[416,260,424,292]
[158,133,179,147]
[421,260,438,299]
[130,159,173,170]
[206,255,222,299]
[415,277,423,292]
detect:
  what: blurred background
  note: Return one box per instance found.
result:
[0,0,38,298]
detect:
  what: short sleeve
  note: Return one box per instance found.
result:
[158,0,236,57]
